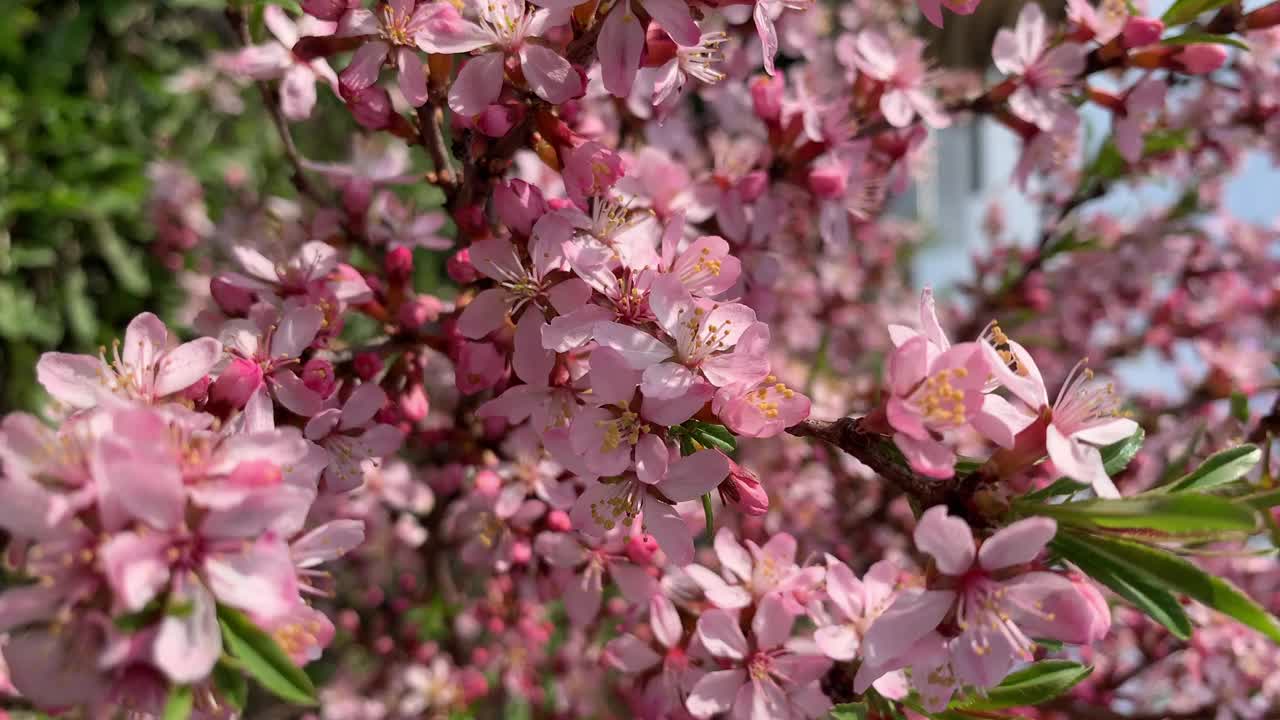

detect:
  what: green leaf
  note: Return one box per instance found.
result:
[1162,0,1235,25]
[162,685,194,720]
[1028,492,1258,536]
[1159,445,1261,493]
[1022,477,1089,503]
[1231,392,1250,423]
[1072,533,1280,643]
[217,605,317,706]
[113,599,163,632]
[1236,488,1280,511]
[1101,427,1145,476]
[680,421,737,454]
[1051,533,1192,639]
[829,702,869,719]
[1162,30,1250,50]
[701,492,715,542]
[951,661,1092,711]
[212,660,249,712]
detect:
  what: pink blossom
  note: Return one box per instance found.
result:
[993,3,1087,130]
[885,338,1017,478]
[215,5,339,120]
[36,312,221,410]
[335,0,433,106]
[603,593,703,716]
[416,0,584,114]
[853,31,949,129]
[304,383,406,492]
[713,375,811,439]
[598,0,702,97]
[1111,76,1168,164]
[917,0,981,28]
[456,235,586,339]
[685,594,832,720]
[859,508,1098,695]
[685,528,824,612]
[983,344,1139,498]
[569,448,728,565]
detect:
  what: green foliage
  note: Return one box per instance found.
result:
[1156,445,1261,493]
[1162,30,1250,50]
[217,604,319,706]
[1162,0,1237,26]
[672,420,738,455]
[950,660,1093,712]
[162,685,194,720]
[1026,492,1259,537]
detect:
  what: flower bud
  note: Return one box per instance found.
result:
[385,246,414,284]
[750,75,784,123]
[399,382,430,423]
[399,294,444,330]
[209,357,264,411]
[353,352,384,381]
[342,179,374,217]
[808,164,847,199]
[460,669,489,702]
[474,469,502,496]
[510,540,533,565]
[1066,572,1112,642]
[546,510,572,532]
[447,248,479,284]
[718,459,769,516]
[211,274,255,316]
[1176,43,1228,74]
[181,375,212,404]
[643,24,679,67]
[346,86,394,130]
[1121,17,1164,48]
[301,357,337,398]
[301,0,351,21]
[626,534,661,564]
[476,104,522,138]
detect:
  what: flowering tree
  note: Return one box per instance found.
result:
[2,0,1280,718]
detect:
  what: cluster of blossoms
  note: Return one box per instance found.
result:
[5,0,1280,718]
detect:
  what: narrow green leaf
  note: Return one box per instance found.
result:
[213,659,249,712]
[1161,30,1250,50]
[1022,477,1089,503]
[1029,492,1258,535]
[952,660,1092,711]
[1101,427,1145,476]
[681,421,737,454]
[1067,532,1280,643]
[701,493,715,542]
[1236,488,1280,511]
[829,702,869,719]
[1160,445,1261,493]
[1162,0,1234,25]
[163,685,194,720]
[217,605,317,706]
[1051,533,1192,639]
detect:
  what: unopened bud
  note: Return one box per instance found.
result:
[211,275,255,315]
[1176,43,1228,74]
[447,247,479,284]
[353,352,384,381]
[300,0,352,21]
[385,246,414,283]
[626,534,661,564]
[209,358,264,411]
[750,75,785,123]
[399,382,429,423]
[718,459,769,516]
[301,357,337,398]
[1121,17,1164,48]
[808,164,848,199]
[399,294,444,329]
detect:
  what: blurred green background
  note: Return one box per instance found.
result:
[0,0,339,412]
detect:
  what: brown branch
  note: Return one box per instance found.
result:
[788,417,991,522]
[226,5,324,204]
[417,100,457,194]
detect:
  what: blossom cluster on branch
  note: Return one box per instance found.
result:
[2,0,1280,718]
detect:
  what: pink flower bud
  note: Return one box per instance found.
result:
[346,86,394,130]
[1066,572,1112,642]
[460,669,489,702]
[301,357,337,398]
[1176,43,1228,74]
[718,459,769,516]
[1121,17,1164,48]
[399,383,429,423]
[750,75,784,122]
[228,459,283,488]
[209,357,264,411]
[447,248,479,284]
[181,375,212,403]
[301,0,351,21]
[736,171,768,202]
[808,165,848,199]
[342,179,373,217]
[626,534,660,564]
[353,352,384,381]
[546,510,572,532]
[211,274,255,315]
[475,469,502,496]
[642,24,679,67]
[510,540,532,565]
[385,246,414,284]
[476,104,522,138]
[399,294,444,329]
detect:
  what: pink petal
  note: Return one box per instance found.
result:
[340,40,390,95]
[153,574,222,683]
[458,287,511,339]
[513,307,555,387]
[588,346,643,407]
[280,64,318,120]
[641,362,697,400]
[660,449,729,502]
[153,337,222,397]
[1074,417,1140,446]
[815,624,860,661]
[893,432,957,479]
[291,519,365,568]
[685,564,752,609]
[643,0,701,45]
[951,625,1015,689]
[979,516,1057,571]
[914,506,975,575]
[754,2,779,75]
[861,589,955,665]
[396,46,428,107]
[635,433,671,485]
[448,52,505,116]
[272,305,324,358]
[594,322,674,369]
[605,634,662,673]
[686,669,746,719]
[100,531,172,611]
[750,593,793,650]
[642,498,696,565]
[1046,423,1119,498]
[36,352,107,408]
[696,609,748,660]
[204,538,301,622]
[340,382,387,430]
[599,3,645,97]
[714,527,754,582]
[651,594,683,648]
[519,45,583,105]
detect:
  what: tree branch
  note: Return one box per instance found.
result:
[226,5,324,204]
